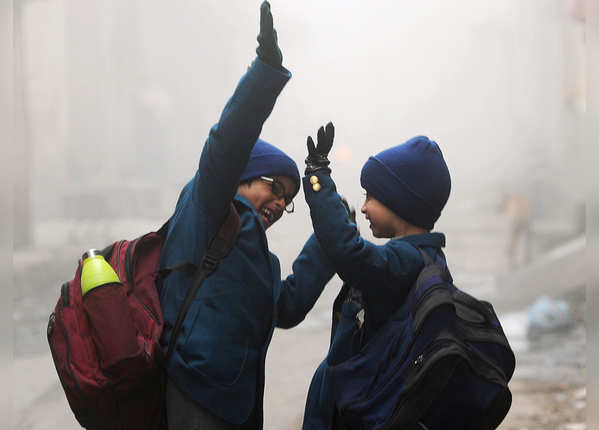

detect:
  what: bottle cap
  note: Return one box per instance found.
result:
[81,250,121,296]
[82,249,102,261]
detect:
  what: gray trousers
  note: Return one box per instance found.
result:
[166,379,258,430]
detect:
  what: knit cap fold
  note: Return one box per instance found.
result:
[360,136,451,230]
[240,138,300,196]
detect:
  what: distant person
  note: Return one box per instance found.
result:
[158,3,334,429]
[300,124,451,429]
[499,191,532,268]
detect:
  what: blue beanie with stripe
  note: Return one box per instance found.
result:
[360,136,451,230]
[239,138,301,196]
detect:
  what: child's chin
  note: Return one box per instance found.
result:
[371,226,391,239]
[260,214,271,229]
[371,227,383,238]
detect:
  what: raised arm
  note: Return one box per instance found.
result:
[193,2,290,234]
[276,234,335,329]
[302,123,418,284]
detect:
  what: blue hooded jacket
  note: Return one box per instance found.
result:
[159,58,334,427]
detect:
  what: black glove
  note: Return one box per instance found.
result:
[256,1,283,69]
[305,122,335,175]
[340,196,358,227]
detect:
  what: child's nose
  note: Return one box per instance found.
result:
[274,196,285,209]
[361,203,367,214]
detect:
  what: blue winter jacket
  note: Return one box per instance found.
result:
[301,173,447,430]
[158,58,335,426]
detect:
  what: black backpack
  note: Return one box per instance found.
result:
[328,247,515,430]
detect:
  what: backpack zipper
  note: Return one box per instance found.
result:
[123,237,160,325]
[380,338,464,430]
[60,281,70,307]
[47,302,88,407]
[383,335,510,430]
[338,285,508,418]
[115,240,126,281]
[341,335,456,421]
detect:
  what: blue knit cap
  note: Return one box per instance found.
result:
[360,136,451,230]
[239,138,301,196]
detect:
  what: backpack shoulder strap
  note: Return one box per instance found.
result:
[414,245,453,284]
[416,247,435,266]
[165,203,240,362]
[201,203,241,272]
[435,248,453,283]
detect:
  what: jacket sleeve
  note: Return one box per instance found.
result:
[192,58,291,239]
[276,234,335,329]
[302,173,420,285]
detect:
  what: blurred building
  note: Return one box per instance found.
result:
[14,0,587,250]
[17,0,177,231]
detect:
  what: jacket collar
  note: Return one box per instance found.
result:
[234,193,254,211]
[391,232,446,248]
[234,193,271,247]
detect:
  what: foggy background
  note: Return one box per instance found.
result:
[10,0,588,429]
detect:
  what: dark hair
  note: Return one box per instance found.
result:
[239,178,256,187]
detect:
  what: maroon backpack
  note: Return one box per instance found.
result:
[47,205,240,430]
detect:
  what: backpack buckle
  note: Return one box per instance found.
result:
[201,253,219,273]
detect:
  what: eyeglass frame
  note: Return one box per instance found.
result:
[259,176,295,213]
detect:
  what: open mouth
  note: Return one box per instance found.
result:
[260,207,275,227]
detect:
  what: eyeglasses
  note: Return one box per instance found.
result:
[260,176,294,213]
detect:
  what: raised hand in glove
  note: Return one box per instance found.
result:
[305,122,335,175]
[256,1,283,69]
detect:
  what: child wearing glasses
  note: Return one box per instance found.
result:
[159,4,334,429]
[236,138,299,227]
[301,123,451,430]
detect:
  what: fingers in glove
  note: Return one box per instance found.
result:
[317,122,334,154]
[260,1,273,36]
[325,122,335,143]
[307,136,316,156]
[317,126,325,148]
[257,1,282,68]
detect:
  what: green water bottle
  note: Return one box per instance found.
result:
[81,249,121,296]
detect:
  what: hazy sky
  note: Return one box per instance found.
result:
[15,0,586,267]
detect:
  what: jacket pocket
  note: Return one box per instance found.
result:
[180,334,250,387]
[178,294,252,387]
